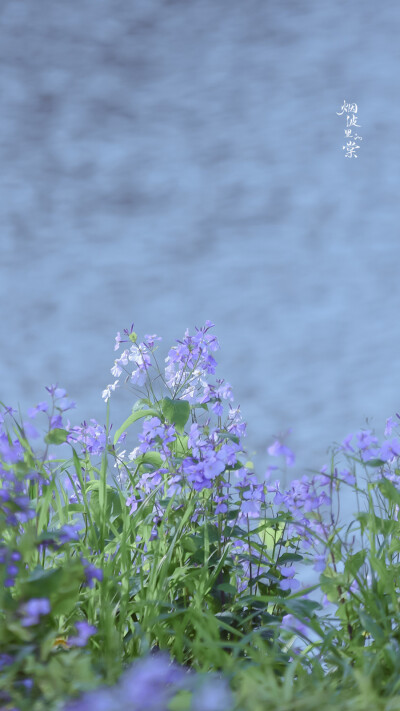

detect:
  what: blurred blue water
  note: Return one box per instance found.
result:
[1,0,400,512]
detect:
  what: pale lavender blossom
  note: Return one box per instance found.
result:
[267,439,295,467]
[111,349,130,378]
[340,468,356,486]
[191,677,233,711]
[68,621,97,648]
[313,555,327,572]
[114,331,122,351]
[144,334,162,349]
[281,614,309,636]
[82,560,103,588]
[379,437,400,462]
[385,416,399,437]
[22,420,40,439]
[27,401,48,419]
[20,598,51,626]
[279,566,301,591]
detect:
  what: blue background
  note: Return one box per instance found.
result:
[1,0,400,485]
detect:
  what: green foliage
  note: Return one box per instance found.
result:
[5,336,400,709]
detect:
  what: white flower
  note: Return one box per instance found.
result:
[128,345,141,362]
[101,379,120,402]
[111,362,122,378]
[114,450,126,467]
[128,447,140,461]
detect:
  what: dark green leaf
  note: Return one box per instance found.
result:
[160,397,190,434]
[44,429,68,445]
[344,550,367,577]
[216,583,237,595]
[359,610,385,642]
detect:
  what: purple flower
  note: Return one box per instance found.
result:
[23,420,40,439]
[0,654,13,670]
[83,561,103,588]
[117,654,188,711]
[281,614,308,636]
[68,621,97,648]
[45,384,66,398]
[7,565,19,577]
[340,468,356,486]
[385,416,399,437]
[114,331,123,351]
[27,401,48,419]
[0,434,24,463]
[380,438,400,462]
[341,433,355,453]
[280,565,296,578]
[165,323,220,400]
[129,345,152,386]
[191,677,233,711]
[267,439,295,467]
[126,494,140,514]
[313,555,327,572]
[57,398,76,412]
[278,565,301,591]
[354,430,380,460]
[68,420,107,456]
[144,334,162,349]
[62,654,189,711]
[58,523,81,544]
[50,414,63,429]
[20,598,51,626]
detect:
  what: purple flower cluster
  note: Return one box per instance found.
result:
[19,598,51,627]
[67,419,107,455]
[104,323,163,402]
[39,523,82,550]
[165,321,219,402]
[181,422,241,491]
[81,558,104,588]
[0,419,36,527]
[138,417,176,460]
[62,653,233,711]
[0,547,22,588]
[341,426,400,465]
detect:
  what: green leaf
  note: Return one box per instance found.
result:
[170,436,189,457]
[365,459,386,468]
[284,597,321,618]
[217,430,240,445]
[377,478,400,507]
[180,535,199,553]
[344,550,366,578]
[86,481,122,519]
[134,451,163,470]
[359,610,385,642]
[44,429,68,445]
[276,553,303,565]
[113,409,160,445]
[160,397,190,434]
[20,564,82,616]
[132,398,154,412]
[216,583,237,595]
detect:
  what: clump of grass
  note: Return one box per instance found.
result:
[2,322,400,710]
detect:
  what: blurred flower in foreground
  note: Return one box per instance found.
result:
[20,598,51,627]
